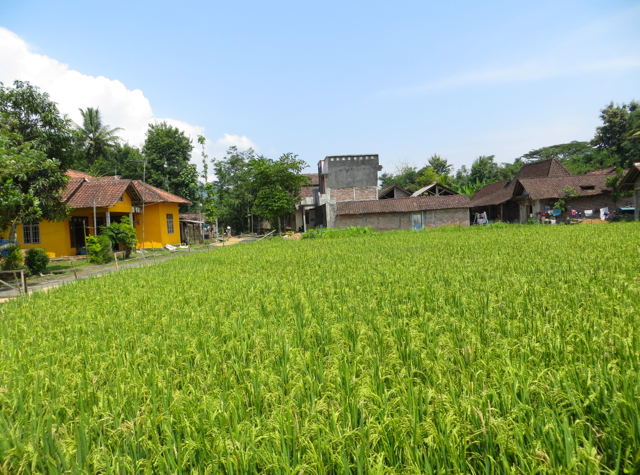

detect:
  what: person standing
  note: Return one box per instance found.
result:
[226,226,231,238]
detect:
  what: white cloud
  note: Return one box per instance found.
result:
[0,27,257,169]
[212,133,258,154]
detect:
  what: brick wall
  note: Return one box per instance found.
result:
[331,187,378,202]
[335,208,470,230]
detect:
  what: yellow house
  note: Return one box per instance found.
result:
[1,170,191,257]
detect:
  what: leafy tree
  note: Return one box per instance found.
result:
[379,162,419,191]
[553,187,580,212]
[101,216,138,258]
[88,143,145,180]
[198,136,218,225]
[251,153,308,233]
[605,168,634,206]
[414,166,438,189]
[0,80,77,169]
[213,146,256,232]
[497,158,524,181]
[1,244,23,271]
[591,101,640,168]
[469,155,499,184]
[521,141,614,175]
[77,107,122,165]
[0,129,69,241]
[427,154,453,176]
[143,122,198,206]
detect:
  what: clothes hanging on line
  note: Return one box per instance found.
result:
[600,207,609,220]
[584,210,593,216]
[552,208,562,217]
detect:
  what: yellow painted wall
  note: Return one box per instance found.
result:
[133,203,180,249]
[108,192,133,213]
[1,220,72,258]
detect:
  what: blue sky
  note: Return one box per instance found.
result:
[1,0,638,175]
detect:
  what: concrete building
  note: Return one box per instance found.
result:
[297,154,471,231]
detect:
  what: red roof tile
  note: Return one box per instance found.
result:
[132,181,191,205]
[66,180,138,208]
[336,195,470,215]
[66,169,92,178]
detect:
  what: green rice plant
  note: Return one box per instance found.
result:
[302,226,373,239]
[0,222,639,473]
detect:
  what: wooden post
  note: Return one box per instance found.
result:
[20,270,27,295]
[70,261,78,280]
[114,253,119,271]
[12,270,21,295]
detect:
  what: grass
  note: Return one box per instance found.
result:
[1,223,639,473]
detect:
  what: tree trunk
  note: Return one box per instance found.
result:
[8,222,18,242]
[277,216,281,234]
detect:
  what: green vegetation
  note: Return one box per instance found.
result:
[0,244,22,271]
[85,234,114,265]
[1,224,640,473]
[101,217,138,258]
[24,248,49,274]
[302,226,373,239]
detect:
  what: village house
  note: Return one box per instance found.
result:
[619,162,640,220]
[296,154,471,231]
[1,170,191,257]
[470,158,625,222]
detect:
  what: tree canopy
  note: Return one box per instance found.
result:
[77,107,122,165]
[142,122,199,206]
[0,80,77,169]
[0,129,69,240]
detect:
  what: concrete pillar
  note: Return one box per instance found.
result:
[129,212,133,224]
[106,210,111,225]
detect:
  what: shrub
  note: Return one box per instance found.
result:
[100,217,138,258]
[302,226,373,239]
[1,245,23,271]
[85,235,114,265]
[24,248,49,274]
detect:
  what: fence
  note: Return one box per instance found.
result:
[0,269,28,295]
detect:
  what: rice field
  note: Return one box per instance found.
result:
[1,223,640,474]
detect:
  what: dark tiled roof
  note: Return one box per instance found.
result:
[132,181,192,205]
[586,167,617,175]
[518,175,611,200]
[470,180,513,207]
[515,158,570,179]
[336,195,471,215]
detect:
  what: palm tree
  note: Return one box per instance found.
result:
[78,107,123,164]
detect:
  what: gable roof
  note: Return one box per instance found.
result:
[470,180,513,207]
[620,163,640,190]
[411,182,457,197]
[132,181,192,205]
[379,184,411,199]
[514,158,571,179]
[517,175,611,200]
[62,170,191,207]
[337,194,470,215]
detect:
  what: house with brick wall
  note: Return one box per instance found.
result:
[296,154,471,231]
[470,159,627,222]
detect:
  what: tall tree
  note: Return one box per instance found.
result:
[591,101,640,168]
[142,122,199,205]
[0,129,69,241]
[427,154,453,176]
[213,146,256,232]
[89,143,145,180]
[251,153,308,233]
[77,107,122,165]
[469,155,499,183]
[0,80,76,168]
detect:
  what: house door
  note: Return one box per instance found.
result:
[70,217,89,251]
[412,213,422,230]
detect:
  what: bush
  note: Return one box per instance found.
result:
[1,245,23,271]
[24,248,49,274]
[100,217,138,258]
[86,235,114,265]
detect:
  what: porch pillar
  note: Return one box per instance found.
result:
[106,210,111,225]
[129,212,133,225]
[302,207,307,232]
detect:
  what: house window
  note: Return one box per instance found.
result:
[167,214,174,234]
[23,222,41,244]
[118,194,124,202]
